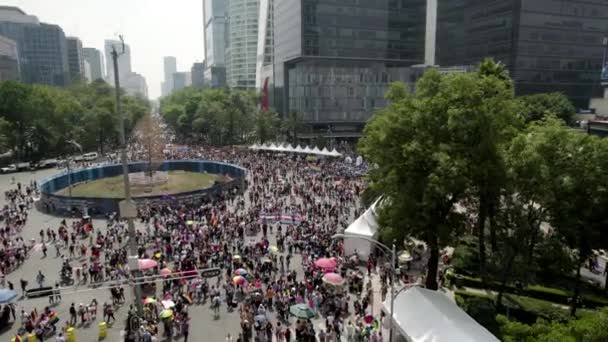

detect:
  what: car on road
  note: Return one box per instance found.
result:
[82,152,99,161]
[1,162,32,173]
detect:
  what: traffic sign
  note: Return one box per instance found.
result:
[200,267,221,278]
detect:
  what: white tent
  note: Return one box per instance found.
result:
[312,146,322,154]
[330,148,342,157]
[321,147,331,156]
[295,145,304,153]
[344,198,381,260]
[249,143,259,150]
[383,287,499,342]
[303,146,313,154]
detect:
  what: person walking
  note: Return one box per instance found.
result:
[182,314,190,342]
[69,303,77,326]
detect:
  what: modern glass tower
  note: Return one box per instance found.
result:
[66,37,85,82]
[0,6,70,86]
[274,0,426,133]
[203,0,228,87]
[226,0,259,89]
[436,0,608,108]
[83,47,104,81]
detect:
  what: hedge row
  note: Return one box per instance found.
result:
[449,273,608,309]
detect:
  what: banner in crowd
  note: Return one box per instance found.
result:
[259,210,303,225]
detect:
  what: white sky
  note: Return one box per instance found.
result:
[3,0,205,99]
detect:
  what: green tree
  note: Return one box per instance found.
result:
[520,92,575,124]
[254,110,280,144]
[282,111,305,144]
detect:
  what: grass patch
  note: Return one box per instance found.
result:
[56,171,219,198]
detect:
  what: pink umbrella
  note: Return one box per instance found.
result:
[315,257,337,270]
[160,267,172,276]
[233,275,247,285]
[138,259,158,270]
[322,272,345,286]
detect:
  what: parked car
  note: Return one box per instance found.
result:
[1,164,17,173]
[82,152,99,161]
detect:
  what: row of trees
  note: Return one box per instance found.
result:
[0,80,150,161]
[160,87,307,145]
[359,59,607,317]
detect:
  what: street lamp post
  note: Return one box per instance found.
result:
[111,37,144,318]
[332,233,397,342]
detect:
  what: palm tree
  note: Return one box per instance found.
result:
[282,111,305,144]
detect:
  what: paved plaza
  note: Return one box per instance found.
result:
[0,165,398,342]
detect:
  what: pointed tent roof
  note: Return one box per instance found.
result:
[330,148,342,157]
[312,146,322,154]
[250,143,259,150]
[295,145,304,153]
[321,147,330,155]
[303,146,313,153]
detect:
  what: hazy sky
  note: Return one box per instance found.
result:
[4,0,205,99]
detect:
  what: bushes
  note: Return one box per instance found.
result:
[452,273,608,308]
[454,291,500,335]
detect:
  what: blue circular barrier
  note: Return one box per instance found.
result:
[37,160,247,216]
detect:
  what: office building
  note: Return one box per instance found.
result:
[104,39,132,84]
[162,56,177,96]
[274,0,426,134]
[0,6,69,86]
[83,47,104,81]
[123,72,148,98]
[435,0,608,108]
[226,0,259,89]
[256,0,274,89]
[83,60,91,82]
[172,71,187,92]
[66,37,85,82]
[203,0,228,87]
[0,34,19,81]
[191,62,205,87]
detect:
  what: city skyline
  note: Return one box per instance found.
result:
[2,0,205,98]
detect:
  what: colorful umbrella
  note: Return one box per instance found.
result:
[138,259,158,270]
[160,267,172,276]
[0,289,17,304]
[289,304,314,319]
[143,297,157,305]
[268,246,279,254]
[234,268,248,276]
[314,257,337,270]
[233,275,247,285]
[186,220,195,226]
[159,309,173,319]
[161,300,176,309]
[322,272,345,286]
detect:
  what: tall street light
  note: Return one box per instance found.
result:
[332,233,397,342]
[111,36,144,318]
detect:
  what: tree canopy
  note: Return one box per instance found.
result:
[0,79,149,161]
[520,92,575,124]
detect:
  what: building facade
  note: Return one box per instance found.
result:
[162,56,177,97]
[436,0,608,108]
[172,71,187,92]
[104,39,132,85]
[191,62,205,87]
[0,7,69,86]
[66,37,85,82]
[226,0,259,89]
[0,34,19,81]
[256,0,274,89]
[274,0,426,133]
[83,47,104,81]
[203,0,228,87]
[122,72,148,98]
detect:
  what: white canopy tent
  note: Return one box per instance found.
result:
[343,198,381,261]
[383,287,499,342]
[249,143,342,157]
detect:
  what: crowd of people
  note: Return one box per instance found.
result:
[5,140,430,342]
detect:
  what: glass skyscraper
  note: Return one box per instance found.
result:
[274,0,427,132]
[226,0,260,89]
[0,7,69,87]
[203,0,228,87]
[436,0,608,108]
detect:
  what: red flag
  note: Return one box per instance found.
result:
[260,77,269,111]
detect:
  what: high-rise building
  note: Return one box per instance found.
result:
[162,56,177,97]
[83,47,104,81]
[274,0,426,133]
[191,62,205,87]
[435,0,608,108]
[104,39,132,84]
[226,0,259,89]
[83,60,91,82]
[172,72,187,92]
[0,34,20,81]
[123,72,148,98]
[0,6,70,86]
[256,0,274,89]
[203,0,227,87]
[66,37,85,82]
